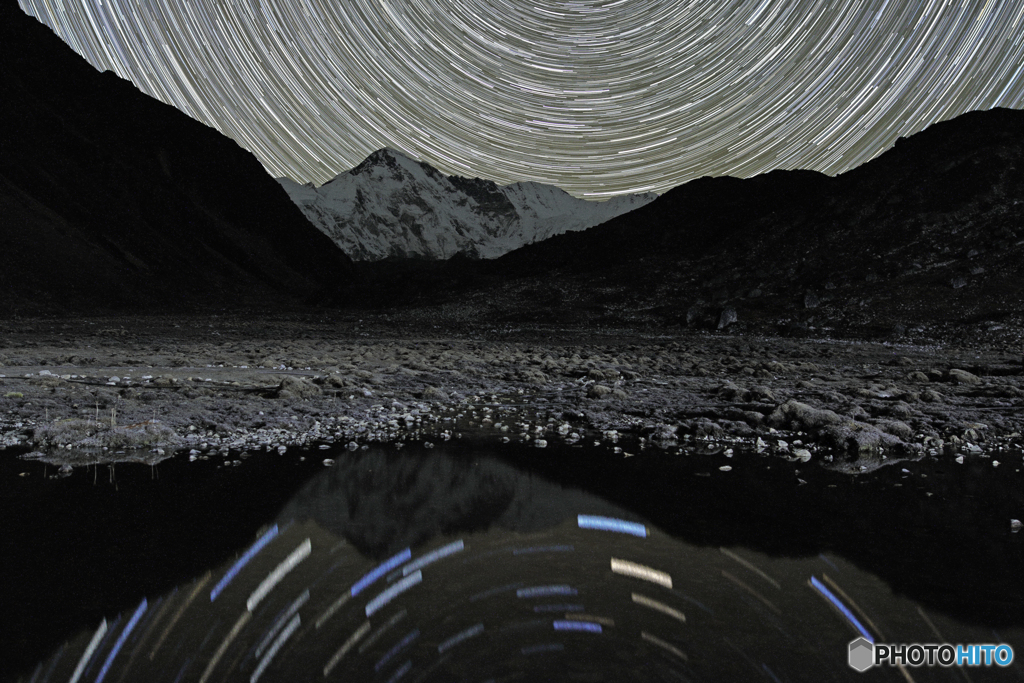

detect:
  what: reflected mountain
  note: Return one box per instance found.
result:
[21,447,1023,682]
[277,449,645,558]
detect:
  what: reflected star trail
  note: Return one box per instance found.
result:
[16,0,1024,197]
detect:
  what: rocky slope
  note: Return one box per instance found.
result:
[347,107,1024,343]
[277,149,656,260]
[0,0,352,314]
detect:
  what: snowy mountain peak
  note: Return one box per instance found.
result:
[348,147,438,182]
[278,152,657,260]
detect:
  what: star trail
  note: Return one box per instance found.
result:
[17,0,1024,197]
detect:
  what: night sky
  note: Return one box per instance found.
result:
[17,0,1024,198]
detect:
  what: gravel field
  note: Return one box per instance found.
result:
[1,313,1021,475]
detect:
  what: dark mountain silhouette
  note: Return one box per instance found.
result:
[0,1,352,314]
[350,108,1024,341]
[4,0,1022,340]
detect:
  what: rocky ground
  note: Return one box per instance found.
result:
[0,313,1021,477]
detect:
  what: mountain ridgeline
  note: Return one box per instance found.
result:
[4,0,1024,339]
[0,0,352,314]
[277,149,657,260]
[346,108,1024,340]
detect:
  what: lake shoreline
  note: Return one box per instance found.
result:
[1,314,1021,474]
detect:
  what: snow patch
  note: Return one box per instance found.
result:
[277,151,657,260]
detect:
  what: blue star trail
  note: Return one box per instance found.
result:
[18,0,1024,197]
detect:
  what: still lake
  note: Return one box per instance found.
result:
[4,435,1023,682]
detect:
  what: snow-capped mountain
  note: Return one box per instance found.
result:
[276,149,657,260]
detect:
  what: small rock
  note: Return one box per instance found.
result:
[421,386,447,400]
[322,459,335,466]
[717,307,738,330]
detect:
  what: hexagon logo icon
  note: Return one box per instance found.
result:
[848,637,874,672]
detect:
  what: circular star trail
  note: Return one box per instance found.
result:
[18,0,1024,197]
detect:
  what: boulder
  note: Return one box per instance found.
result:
[680,417,723,438]
[819,421,906,456]
[947,368,981,385]
[768,400,844,431]
[276,376,322,399]
[871,419,915,440]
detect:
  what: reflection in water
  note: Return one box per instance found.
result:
[21,448,1023,682]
